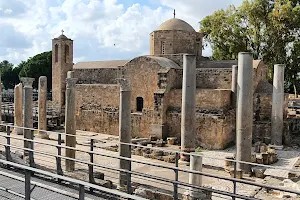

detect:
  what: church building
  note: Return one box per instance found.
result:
[52,17,281,150]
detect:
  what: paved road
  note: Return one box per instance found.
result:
[0,167,118,200]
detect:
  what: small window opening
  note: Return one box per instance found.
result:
[136,97,144,112]
[161,41,165,55]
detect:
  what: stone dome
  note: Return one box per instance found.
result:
[156,18,195,32]
[58,34,68,40]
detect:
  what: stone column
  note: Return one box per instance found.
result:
[231,65,238,107]
[65,78,77,172]
[117,78,132,188]
[14,83,23,135]
[271,64,285,146]
[236,52,253,172]
[38,76,49,139]
[181,54,196,162]
[183,154,207,200]
[21,78,34,157]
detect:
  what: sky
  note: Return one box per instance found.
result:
[0,0,244,65]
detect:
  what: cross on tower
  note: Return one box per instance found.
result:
[61,29,64,35]
[173,9,176,18]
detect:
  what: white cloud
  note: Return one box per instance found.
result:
[0,0,243,65]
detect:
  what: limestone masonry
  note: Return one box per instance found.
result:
[52,18,287,150]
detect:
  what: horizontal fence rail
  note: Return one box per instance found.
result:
[0,159,147,200]
[0,123,299,200]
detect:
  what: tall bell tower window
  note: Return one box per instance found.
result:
[65,44,69,63]
[161,41,165,55]
[55,44,58,63]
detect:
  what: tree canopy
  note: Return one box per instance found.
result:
[0,51,52,90]
[200,0,300,93]
[0,60,21,89]
[19,51,52,90]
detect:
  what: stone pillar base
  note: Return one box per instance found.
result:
[183,189,212,200]
[38,131,50,139]
[150,124,168,140]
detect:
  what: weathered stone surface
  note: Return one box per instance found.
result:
[118,78,132,188]
[236,52,254,172]
[271,64,285,145]
[52,35,73,111]
[14,83,23,135]
[181,55,196,162]
[65,77,77,172]
[38,76,49,139]
[21,78,34,158]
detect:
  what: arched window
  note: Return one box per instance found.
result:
[65,44,69,63]
[136,97,144,112]
[55,44,58,63]
[161,41,165,55]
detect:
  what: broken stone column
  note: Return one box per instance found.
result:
[14,83,23,135]
[183,154,207,200]
[236,52,253,172]
[38,76,49,139]
[21,78,34,157]
[65,77,77,172]
[181,54,196,162]
[271,64,285,146]
[231,65,238,107]
[117,78,132,188]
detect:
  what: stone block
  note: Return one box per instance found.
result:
[167,137,177,145]
[262,153,269,165]
[150,124,168,140]
[252,167,266,178]
[224,156,234,167]
[229,168,243,179]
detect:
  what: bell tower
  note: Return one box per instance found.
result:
[52,30,73,111]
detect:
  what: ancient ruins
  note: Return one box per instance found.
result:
[0,16,299,200]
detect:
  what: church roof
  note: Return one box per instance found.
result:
[73,60,129,69]
[58,34,68,40]
[156,18,195,32]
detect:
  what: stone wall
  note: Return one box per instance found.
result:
[74,68,121,84]
[123,57,161,110]
[254,93,289,121]
[76,84,120,135]
[167,110,235,149]
[173,68,232,89]
[167,89,231,110]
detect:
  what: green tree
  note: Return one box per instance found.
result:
[0,60,19,89]
[19,51,52,89]
[200,0,300,93]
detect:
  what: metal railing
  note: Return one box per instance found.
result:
[0,123,300,200]
[0,159,146,200]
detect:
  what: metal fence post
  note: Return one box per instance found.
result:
[89,138,95,192]
[25,169,31,200]
[5,126,11,162]
[127,145,132,195]
[29,130,34,167]
[79,184,85,200]
[232,161,237,200]
[173,152,179,200]
[56,132,63,182]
